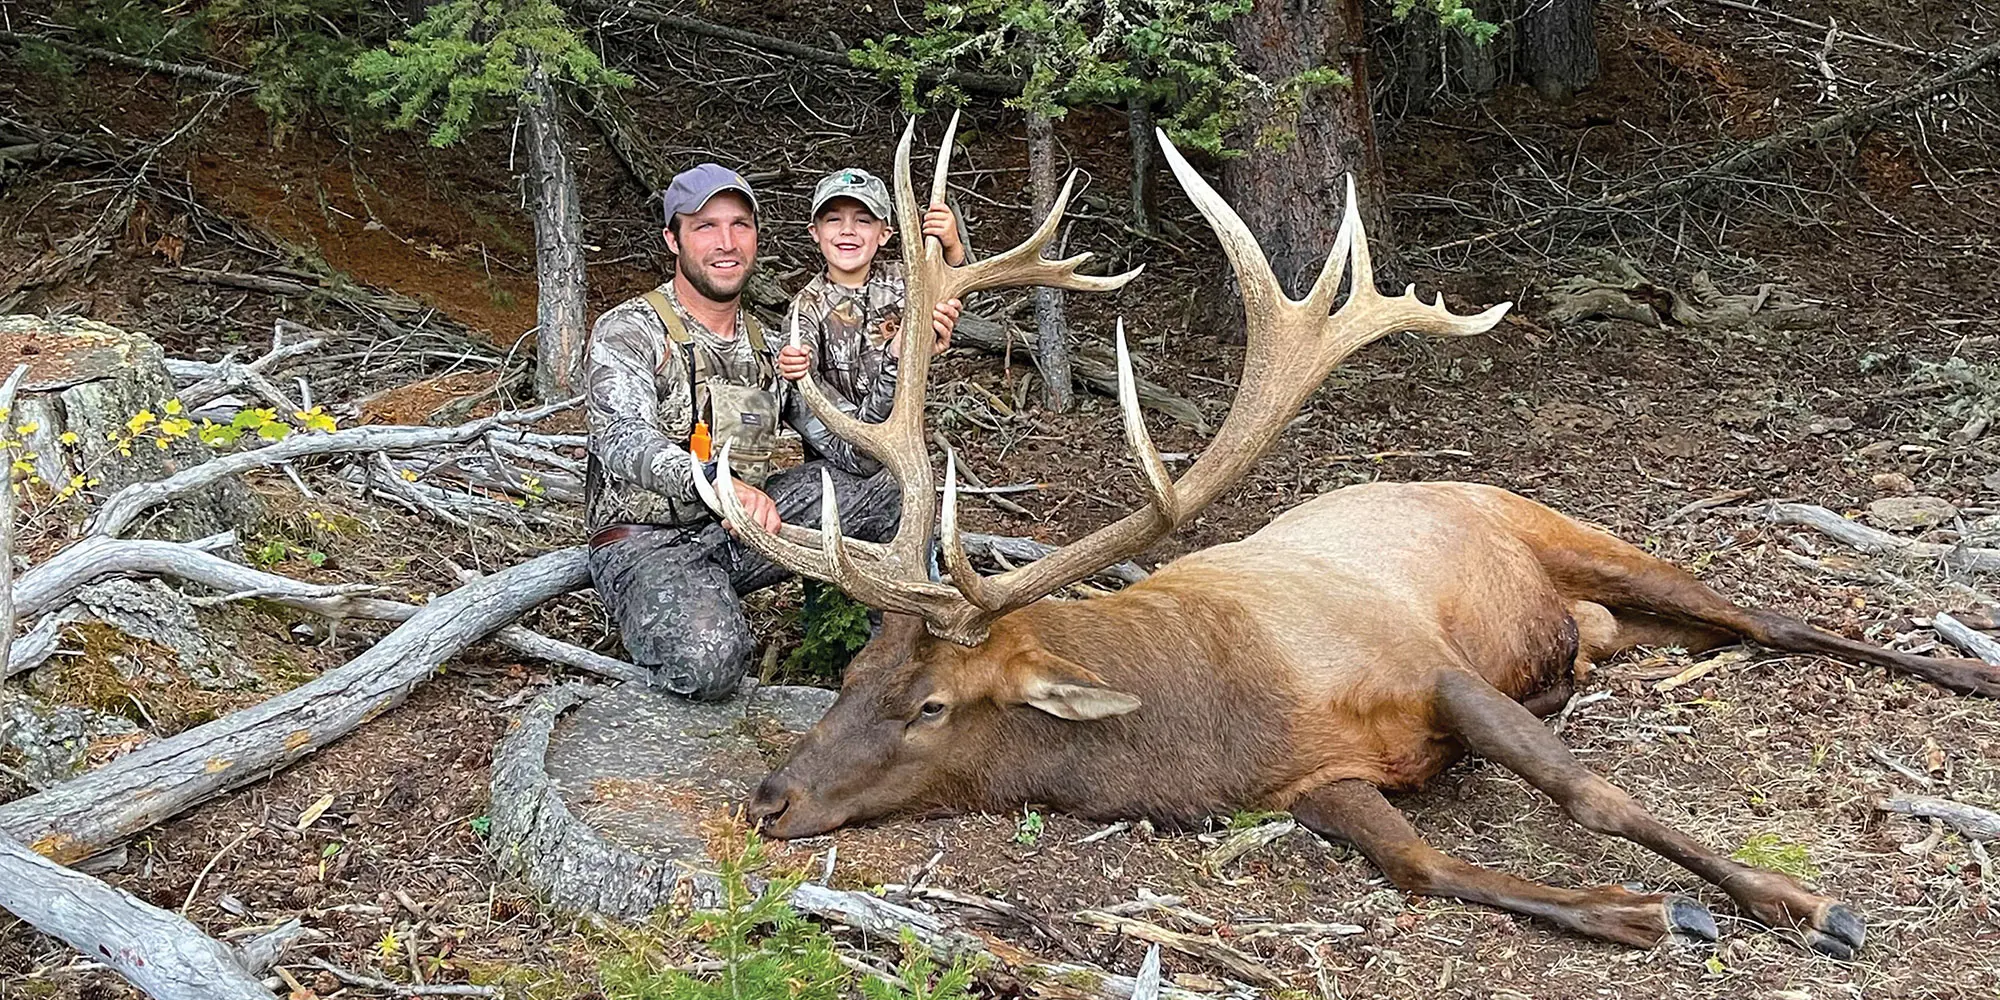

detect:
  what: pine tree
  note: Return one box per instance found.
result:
[350,0,630,400]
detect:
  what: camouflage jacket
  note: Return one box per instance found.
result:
[789,260,909,436]
[584,282,874,531]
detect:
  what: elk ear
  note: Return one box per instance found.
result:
[1013,651,1141,721]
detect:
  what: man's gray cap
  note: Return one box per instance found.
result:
[810,168,893,222]
[662,163,759,222]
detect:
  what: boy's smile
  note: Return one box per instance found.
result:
[810,198,892,285]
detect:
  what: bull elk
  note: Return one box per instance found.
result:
[693,115,1998,959]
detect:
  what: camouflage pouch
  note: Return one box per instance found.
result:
[708,380,779,487]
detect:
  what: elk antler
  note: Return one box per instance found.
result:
[693,113,1144,644]
[698,122,1509,645]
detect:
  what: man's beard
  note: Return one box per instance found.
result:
[679,253,755,304]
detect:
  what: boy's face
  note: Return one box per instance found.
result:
[809,198,891,277]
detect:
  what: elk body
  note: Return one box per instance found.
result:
[695,117,2000,959]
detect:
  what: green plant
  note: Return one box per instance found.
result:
[1226,809,1290,830]
[349,0,630,147]
[784,582,874,682]
[863,933,978,1000]
[1731,832,1819,880]
[600,834,847,1000]
[1014,809,1045,846]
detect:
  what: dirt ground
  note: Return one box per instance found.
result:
[2,0,1999,996]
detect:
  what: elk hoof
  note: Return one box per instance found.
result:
[1665,895,1718,944]
[1803,903,1866,960]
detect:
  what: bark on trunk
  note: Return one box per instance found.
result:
[1026,112,1073,413]
[1127,96,1156,234]
[1520,0,1600,101]
[524,65,588,402]
[0,836,271,1000]
[1213,0,1391,342]
[0,547,591,862]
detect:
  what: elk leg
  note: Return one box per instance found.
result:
[1290,779,1717,949]
[1544,531,1999,696]
[1432,669,1867,958]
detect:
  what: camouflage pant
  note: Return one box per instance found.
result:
[587,462,900,700]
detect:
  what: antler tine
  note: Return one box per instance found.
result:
[940,170,1145,301]
[1113,319,1179,526]
[704,443,835,580]
[928,110,959,223]
[892,116,925,264]
[1154,127,1282,333]
[937,449,1006,612]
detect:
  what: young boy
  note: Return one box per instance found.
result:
[776,168,965,438]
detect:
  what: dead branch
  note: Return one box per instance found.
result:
[1073,909,1282,989]
[1203,817,1296,870]
[86,397,579,537]
[305,958,500,997]
[1764,502,2000,573]
[1429,34,2000,252]
[1932,611,2000,665]
[953,313,1209,431]
[172,334,324,409]
[0,365,27,674]
[0,30,255,87]
[9,534,640,682]
[1679,0,1956,66]
[0,835,270,999]
[1879,794,2000,840]
[960,532,1148,585]
[0,546,592,861]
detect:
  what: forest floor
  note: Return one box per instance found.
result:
[1,0,1998,997]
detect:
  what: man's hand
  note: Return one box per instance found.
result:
[889,297,962,359]
[922,202,967,266]
[777,344,812,382]
[726,479,781,536]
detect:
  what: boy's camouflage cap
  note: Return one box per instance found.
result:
[810,168,893,222]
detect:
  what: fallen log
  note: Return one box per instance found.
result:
[953,313,1210,432]
[1879,794,2000,841]
[1764,502,2000,574]
[0,546,591,862]
[1932,611,2000,666]
[0,835,269,999]
[9,533,641,682]
[86,396,579,538]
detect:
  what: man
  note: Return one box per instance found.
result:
[583,163,953,700]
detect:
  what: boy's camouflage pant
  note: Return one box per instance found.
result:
[587,462,900,701]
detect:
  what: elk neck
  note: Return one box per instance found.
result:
[955,578,1309,827]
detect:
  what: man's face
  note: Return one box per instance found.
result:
[664,191,757,303]
[808,198,891,278]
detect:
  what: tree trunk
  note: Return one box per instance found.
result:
[1026,112,1073,413]
[524,65,588,401]
[1520,0,1599,100]
[0,836,272,1000]
[1213,0,1392,342]
[1127,96,1156,234]
[0,547,592,862]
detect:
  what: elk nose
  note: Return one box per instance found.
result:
[745,774,799,831]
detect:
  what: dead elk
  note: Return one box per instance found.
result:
[698,118,1997,959]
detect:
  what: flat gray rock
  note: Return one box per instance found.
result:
[1867,495,1959,531]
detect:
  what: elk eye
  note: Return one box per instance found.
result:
[918,700,947,719]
